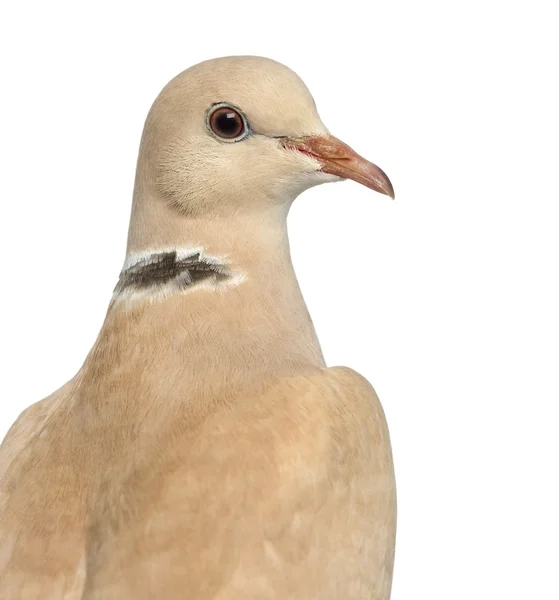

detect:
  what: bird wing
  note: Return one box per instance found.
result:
[0,382,89,598]
[0,389,60,479]
[81,366,396,599]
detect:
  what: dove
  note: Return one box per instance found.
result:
[0,56,396,599]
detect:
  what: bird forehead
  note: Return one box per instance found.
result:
[156,56,327,136]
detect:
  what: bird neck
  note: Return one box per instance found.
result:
[86,192,325,396]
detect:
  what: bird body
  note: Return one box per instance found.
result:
[0,56,396,599]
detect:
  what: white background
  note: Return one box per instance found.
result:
[1,1,558,598]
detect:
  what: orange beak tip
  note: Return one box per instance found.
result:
[285,135,394,200]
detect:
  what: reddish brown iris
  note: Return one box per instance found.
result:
[209,106,245,139]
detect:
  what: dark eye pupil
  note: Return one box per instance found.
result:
[210,107,245,139]
[215,112,238,134]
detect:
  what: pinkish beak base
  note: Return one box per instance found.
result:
[283,135,395,199]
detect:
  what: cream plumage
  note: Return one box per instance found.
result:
[0,56,396,599]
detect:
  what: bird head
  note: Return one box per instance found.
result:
[136,56,394,219]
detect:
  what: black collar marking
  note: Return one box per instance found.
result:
[115,251,230,293]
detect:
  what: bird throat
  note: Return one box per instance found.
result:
[114,249,234,297]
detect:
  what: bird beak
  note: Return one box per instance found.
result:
[283,135,395,199]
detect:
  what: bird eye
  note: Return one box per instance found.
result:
[208,105,248,141]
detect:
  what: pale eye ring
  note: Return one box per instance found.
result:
[207,104,249,142]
